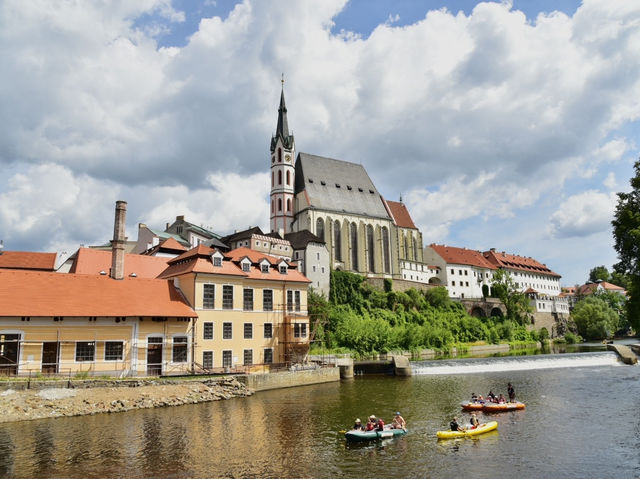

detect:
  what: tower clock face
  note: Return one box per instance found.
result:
[285,155,291,162]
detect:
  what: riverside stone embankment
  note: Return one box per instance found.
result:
[0,377,252,423]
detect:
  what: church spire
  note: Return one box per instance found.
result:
[271,76,293,152]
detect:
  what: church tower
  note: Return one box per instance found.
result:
[270,80,296,234]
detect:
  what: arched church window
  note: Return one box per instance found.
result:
[366,225,374,273]
[278,170,282,185]
[278,198,282,212]
[316,218,325,242]
[334,221,342,262]
[350,223,358,271]
[271,172,274,187]
[278,148,282,162]
[286,170,291,185]
[403,235,409,260]
[271,200,274,213]
[382,227,390,273]
[286,198,291,212]
[413,236,418,261]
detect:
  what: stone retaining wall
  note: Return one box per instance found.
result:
[237,367,340,392]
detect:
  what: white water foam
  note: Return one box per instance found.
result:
[411,352,625,375]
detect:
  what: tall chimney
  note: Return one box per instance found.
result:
[111,200,127,280]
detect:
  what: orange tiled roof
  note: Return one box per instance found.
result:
[159,246,310,283]
[577,281,626,295]
[483,249,560,278]
[429,244,496,270]
[0,251,57,271]
[385,200,417,229]
[70,248,170,279]
[0,270,195,317]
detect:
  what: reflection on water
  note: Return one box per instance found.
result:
[0,359,639,478]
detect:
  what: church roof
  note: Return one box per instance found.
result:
[294,153,391,220]
[385,200,417,229]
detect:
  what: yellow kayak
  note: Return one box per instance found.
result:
[436,421,498,439]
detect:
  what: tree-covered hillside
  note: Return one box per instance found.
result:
[309,271,545,356]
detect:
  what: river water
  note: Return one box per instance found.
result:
[1,351,639,478]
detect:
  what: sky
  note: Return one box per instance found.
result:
[1,0,639,287]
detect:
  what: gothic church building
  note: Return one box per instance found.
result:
[269,86,425,280]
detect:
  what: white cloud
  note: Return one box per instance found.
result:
[547,190,617,238]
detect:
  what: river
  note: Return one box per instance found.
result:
[1,351,639,478]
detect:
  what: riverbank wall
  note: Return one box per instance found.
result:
[237,366,340,391]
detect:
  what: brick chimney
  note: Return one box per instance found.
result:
[111,200,127,280]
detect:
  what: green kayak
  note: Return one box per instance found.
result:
[345,427,407,442]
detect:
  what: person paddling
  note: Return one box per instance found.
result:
[507,383,515,402]
[392,411,406,430]
[450,416,465,432]
[470,413,480,429]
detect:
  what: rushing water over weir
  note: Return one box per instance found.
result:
[411,351,622,375]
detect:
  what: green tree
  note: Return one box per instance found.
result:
[490,269,533,325]
[610,271,631,290]
[571,296,619,340]
[611,159,640,332]
[588,265,610,282]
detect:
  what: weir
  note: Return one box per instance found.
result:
[411,352,625,375]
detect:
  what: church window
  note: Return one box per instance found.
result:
[404,236,409,260]
[286,170,291,185]
[271,200,274,213]
[334,221,342,262]
[278,148,282,162]
[271,172,274,186]
[366,225,374,273]
[413,237,418,261]
[350,223,358,271]
[272,156,275,164]
[286,199,291,212]
[382,227,390,273]
[316,218,325,242]
[320,181,326,186]
[278,170,282,185]
[278,198,282,211]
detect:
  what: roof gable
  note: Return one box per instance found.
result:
[385,200,417,229]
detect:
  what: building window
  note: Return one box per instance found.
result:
[334,220,342,262]
[350,222,358,271]
[294,323,307,338]
[261,263,269,273]
[286,198,291,212]
[316,218,325,242]
[264,348,273,364]
[365,224,374,273]
[279,265,287,274]
[451,269,455,275]
[203,284,215,309]
[244,323,253,339]
[243,288,254,311]
[203,351,213,369]
[223,322,232,340]
[264,323,273,339]
[213,256,222,267]
[242,262,251,272]
[465,270,468,276]
[104,341,123,361]
[263,289,273,311]
[172,336,188,363]
[223,285,233,309]
[382,226,390,273]
[243,349,253,365]
[459,269,463,275]
[452,281,456,286]
[203,322,213,340]
[287,290,293,311]
[278,198,282,211]
[222,350,232,368]
[75,342,95,362]
[278,170,282,184]
[295,290,301,312]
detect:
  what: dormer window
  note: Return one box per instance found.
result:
[279,264,288,274]
[212,255,223,267]
[336,184,341,188]
[320,181,326,186]
[308,178,314,183]
[241,260,251,272]
[261,264,269,273]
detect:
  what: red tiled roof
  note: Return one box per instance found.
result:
[429,244,496,270]
[0,251,57,271]
[577,281,626,296]
[159,246,310,283]
[70,248,170,279]
[385,200,417,229]
[0,270,195,317]
[483,250,560,277]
